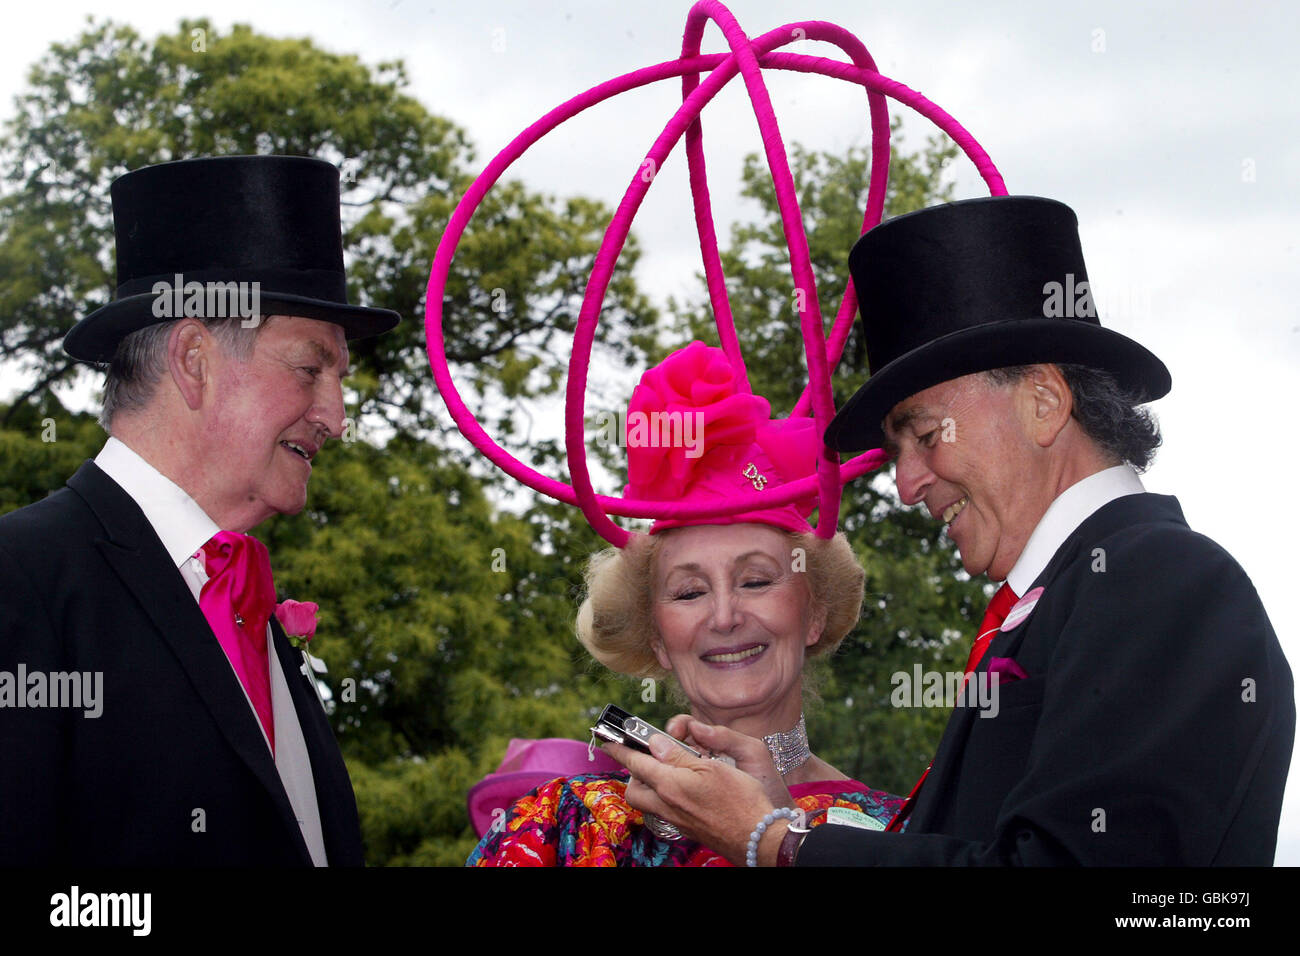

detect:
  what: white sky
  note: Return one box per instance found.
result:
[2,0,1298,862]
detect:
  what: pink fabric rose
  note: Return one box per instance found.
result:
[275,599,319,648]
[625,341,770,500]
[621,342,822,534]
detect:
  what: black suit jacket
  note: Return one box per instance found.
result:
[0,461,364,865]
[800,493,1294,865]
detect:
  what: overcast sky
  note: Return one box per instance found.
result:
[2,0,1298,862]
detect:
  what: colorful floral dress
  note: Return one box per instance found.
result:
[467,771,903,866]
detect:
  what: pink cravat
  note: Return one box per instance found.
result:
[199,531,276,753]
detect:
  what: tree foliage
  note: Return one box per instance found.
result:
[0,18,658,439]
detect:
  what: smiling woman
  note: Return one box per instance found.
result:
[466,344,903,867]
[579,523,863,722]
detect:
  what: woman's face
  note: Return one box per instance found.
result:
[650,523,823,727]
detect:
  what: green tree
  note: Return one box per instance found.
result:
[0,396,104,512]
[259,433,632,864]
[0,18,658,441]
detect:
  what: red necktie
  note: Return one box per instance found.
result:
[964,582,1018,675]
[886,582,1018,832]
[199,531,276,753]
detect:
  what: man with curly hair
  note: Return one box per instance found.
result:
[606,196,1294,866]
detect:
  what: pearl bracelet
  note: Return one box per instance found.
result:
[746,808,798,867]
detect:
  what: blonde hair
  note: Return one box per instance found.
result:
[575,527,865,680]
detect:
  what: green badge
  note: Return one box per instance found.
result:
[826,806,886,831]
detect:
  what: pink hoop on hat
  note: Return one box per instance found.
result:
[425,0,1006,547]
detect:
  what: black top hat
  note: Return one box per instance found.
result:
[64,155,401,362]
[824,195,1171,451]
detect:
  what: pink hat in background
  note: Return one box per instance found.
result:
[467,738,623,838]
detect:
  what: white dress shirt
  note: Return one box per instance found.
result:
[94,437,329,866]
[1005,464,1146,596]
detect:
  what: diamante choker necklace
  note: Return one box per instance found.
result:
[764,714,810,776]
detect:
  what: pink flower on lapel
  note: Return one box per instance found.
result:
[275,599,319,649]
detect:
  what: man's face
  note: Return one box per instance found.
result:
[202,315,349,530]
[882,373,1043,582]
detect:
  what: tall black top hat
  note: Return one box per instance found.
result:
[824,195,1171,451]
[64,155,401,362]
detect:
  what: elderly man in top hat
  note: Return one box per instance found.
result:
[605,195,1294,866]
[0,155,398,865]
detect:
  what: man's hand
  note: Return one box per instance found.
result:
[602,716,794,866]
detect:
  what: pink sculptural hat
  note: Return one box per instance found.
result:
[425,0,1008,542]
[438,0,1009,835]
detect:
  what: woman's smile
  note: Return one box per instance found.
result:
[700,642,769,666]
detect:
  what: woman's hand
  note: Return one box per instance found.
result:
[602,716,795,866]
[664,714,791,809]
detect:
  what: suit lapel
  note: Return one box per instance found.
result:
[910,697,978,829]
[271,620,364,865]
[915,537,1080,828]
[68,462,313,864]
[982,493,1187,664]
[912,494,1189,832]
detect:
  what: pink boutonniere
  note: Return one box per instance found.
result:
[275,599,319,649]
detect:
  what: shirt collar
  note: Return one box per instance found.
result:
[1005,464,1145,596]
[94,436,220,569]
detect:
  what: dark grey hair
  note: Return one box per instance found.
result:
[99,317,265,432]
[984,364,1162,471]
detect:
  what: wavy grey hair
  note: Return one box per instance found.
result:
[984,363,1162,471]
